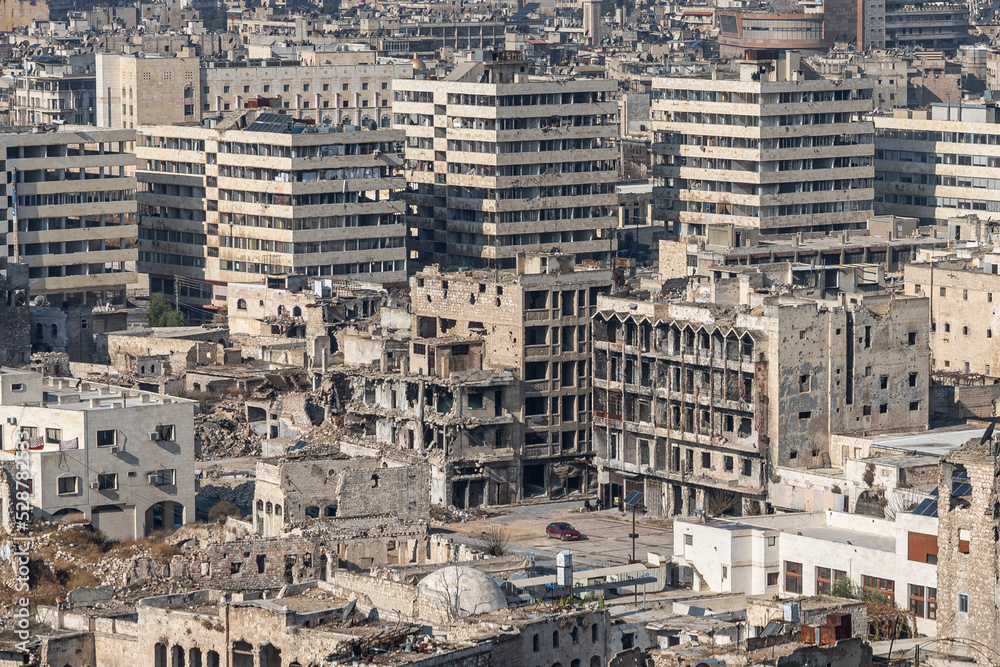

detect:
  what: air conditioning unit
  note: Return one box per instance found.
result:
[149,431,160,441]
[147,473,159,485]
[109,446,120,455]
[90,481,100,489]
[6,417,16,425]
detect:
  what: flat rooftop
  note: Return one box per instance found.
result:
[872,424,987,457]
[795,526,895,552]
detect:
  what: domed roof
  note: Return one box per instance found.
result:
[417,565,507,616]
[409,53,426,71]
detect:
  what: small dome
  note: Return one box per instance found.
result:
[418,566,507,616]
[410,53,426,71]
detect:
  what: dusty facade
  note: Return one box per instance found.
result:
[136,108,405,319]
[0,126,137,306]
[252,456,430,537]
[904,256,1000,377]
[593,270,930,517]
[394,51,618,270]
[651,52,874,237]
[346,338,522,508]
[410,252,612,500]
[934,438,1000,656]
[0,262,30,367]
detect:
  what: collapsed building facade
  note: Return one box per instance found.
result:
[593,268,930,518]
[346,338,521,508]
[406,252,612,501]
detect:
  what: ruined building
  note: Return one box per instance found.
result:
[593,269,930,517]
[346,337,522,508]
[394,50,619,270]
[934,436,1000,655]
[0,262,30,367]
[651,51,875,238]
[410,252,612,500]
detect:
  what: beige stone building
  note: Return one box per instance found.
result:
[393,51,619,270]
[651,51,875,238]
[95,53,201,129]
[0,126,137,305]
[136,110,405,316]
[410,252,612,499]
[12,54,96,127]
[96,52,411,130]
[0,368,196,539]
[903,256,1000,377]
[0,0,47,31]
[593,268,930,518]
[874,103,1000,226]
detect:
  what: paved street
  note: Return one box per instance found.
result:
[436,500,674,568]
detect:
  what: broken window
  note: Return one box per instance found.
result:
[468,392,484,410]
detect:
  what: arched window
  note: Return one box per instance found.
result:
[552,630,559,648]
[305,506,319,518]
[591,624,598,642]
[532,634,539,652]
[292,306,302,317]
[35,322,42,339]
[129,87,133,99]
[184,87,194,99]
[51,323,58,338]
[236,298,247,310]
[380,115,390,128]
[256,500,264,512]
[265,502,272,515]
[571,626,579,645]
[277,305,285,316]
[275,504,282,516]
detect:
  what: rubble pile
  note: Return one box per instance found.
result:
[429,504,498,524]
[198,479,255,507]
[196,398,261,460]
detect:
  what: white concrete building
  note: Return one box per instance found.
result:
[651,51,875,238]
[0,368,196,540]
[673,509,939,635]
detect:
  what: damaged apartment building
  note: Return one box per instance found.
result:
[227,275,388,368]
[405,251,612,502]
[346,337,521,508]
[593,267,930,518]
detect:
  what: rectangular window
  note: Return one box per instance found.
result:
[97,473,118,491]
[342,83,349,91]
[817,567,832,594]
[958,593,969,613]
[263,85,270,92]
[283,84,290,92]
[701,452,711,468]
[940,287,947,297]
[97,430,117,447]
[798,411,811,420]
[323,83,329,91]
[909,584,925,617]
[785,561,803,594]
[468,392,484,410]
[149,469,176,486]
[767,571,779,587]
[684,534,693,546]
[907,331,917,345]
[223,85,230,93]
[767,536,776,546]
[243,85,250,93]
[862,575,895,604]
[57,476,78,495]
[156,424,175,441]
[45,428,61,444]
[928,587,937,619]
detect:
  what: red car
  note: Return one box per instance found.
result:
[546,522,583,540]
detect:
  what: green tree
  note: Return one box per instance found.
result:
[145,293,187,327]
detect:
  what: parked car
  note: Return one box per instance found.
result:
[545,522,583,540]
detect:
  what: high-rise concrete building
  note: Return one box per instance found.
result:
[393,51,618,271]
[582,0,602,46]
[136,110,405,315]
[874,104,1000,226]
[651,52,875,239]
[0,126,137,305]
